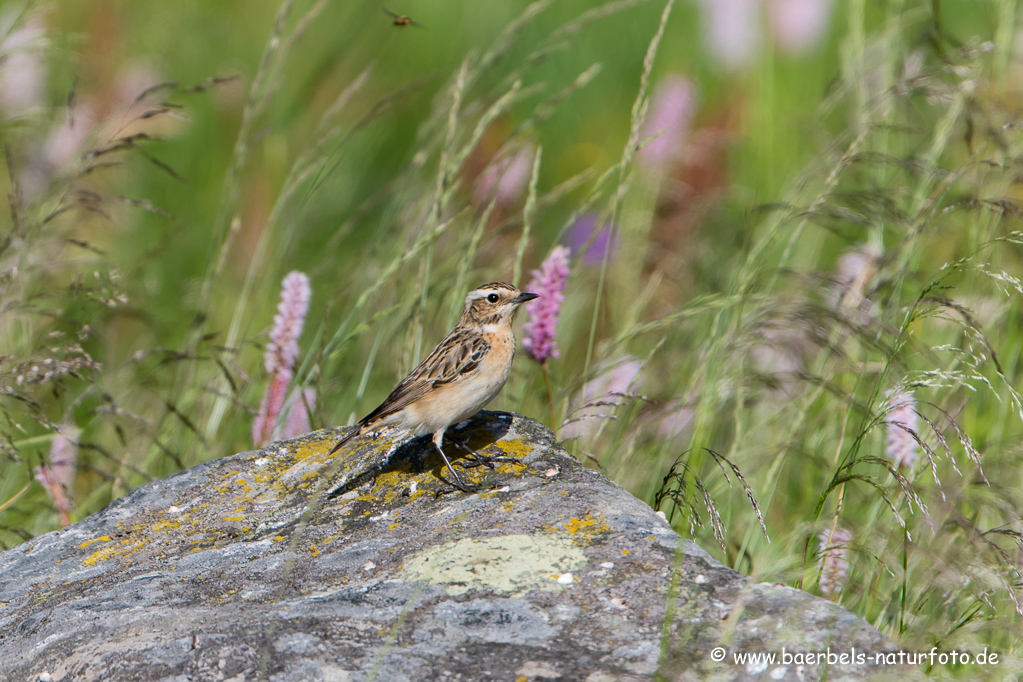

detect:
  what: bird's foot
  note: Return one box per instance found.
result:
[436,475,482,495]
[431,437,482,493]
[456,453,523,470]
[444,433,521,470]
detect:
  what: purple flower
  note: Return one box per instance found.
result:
[818,527,852,598]
[565,214,618,266]
[767,0,833,55]
[522,246,570,364]
[638,75,698,168]
[253,271,311,447]
[884,389,919,469]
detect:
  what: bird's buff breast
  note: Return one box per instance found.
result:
[404,332,515,436]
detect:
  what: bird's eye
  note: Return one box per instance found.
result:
[487,293,500,303]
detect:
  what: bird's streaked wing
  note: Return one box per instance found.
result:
[359,329,490,425]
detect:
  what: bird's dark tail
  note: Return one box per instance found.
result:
[328,426,361,456]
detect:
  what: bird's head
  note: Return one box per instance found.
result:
[462,282,538,325]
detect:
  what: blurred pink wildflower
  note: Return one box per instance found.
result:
[474,143,535,207]
[750,325,809,399]
[44,104,95,172]
[696,0,761,70]
[832,242,881,322]
[694,0,833,70]
[638,75,698,168]
[253,271,311,447]
[885,389,919,469]
[561,357,642,442]
[522,246,570,364]
[115,61,164,108]
[0,11,47,118]
[34,425,78,527]
[767,0,833,54]
[818,527,852,598]
[657,399,694,440]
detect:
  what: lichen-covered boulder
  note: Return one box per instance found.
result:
[0,412,908,681]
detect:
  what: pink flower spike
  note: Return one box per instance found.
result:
[522,246,570,364]
[253,372,290,448]
[265,271,311,376]
[254,271,311,447]
[283,387,317,440]
[48,425,79,490]
[34,425,78,527]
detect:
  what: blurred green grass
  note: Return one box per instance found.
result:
[3,0,1023,675]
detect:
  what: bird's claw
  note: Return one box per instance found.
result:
[456,454,523,470]
[434,476,483,496]
[444,433,521,470]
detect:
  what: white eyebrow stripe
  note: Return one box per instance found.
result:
[465,283,518,304]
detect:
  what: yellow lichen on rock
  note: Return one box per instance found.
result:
[151,519,181,533]
[490,437,532,460]
[82,539,146,567]
[77,536,111,549]
[562,514,611,537]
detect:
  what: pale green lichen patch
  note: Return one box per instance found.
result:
[401,534,587,596]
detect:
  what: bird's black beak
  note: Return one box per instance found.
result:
[514,292,539,304]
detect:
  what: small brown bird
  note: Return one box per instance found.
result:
[384,8,422,27]
[329,283,538,490]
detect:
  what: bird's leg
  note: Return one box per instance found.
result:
[445,432,522,470]
[432,429,476,492]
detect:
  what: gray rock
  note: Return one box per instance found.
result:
[0,412,911,681]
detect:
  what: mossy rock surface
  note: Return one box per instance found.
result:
[0,412,910,681]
